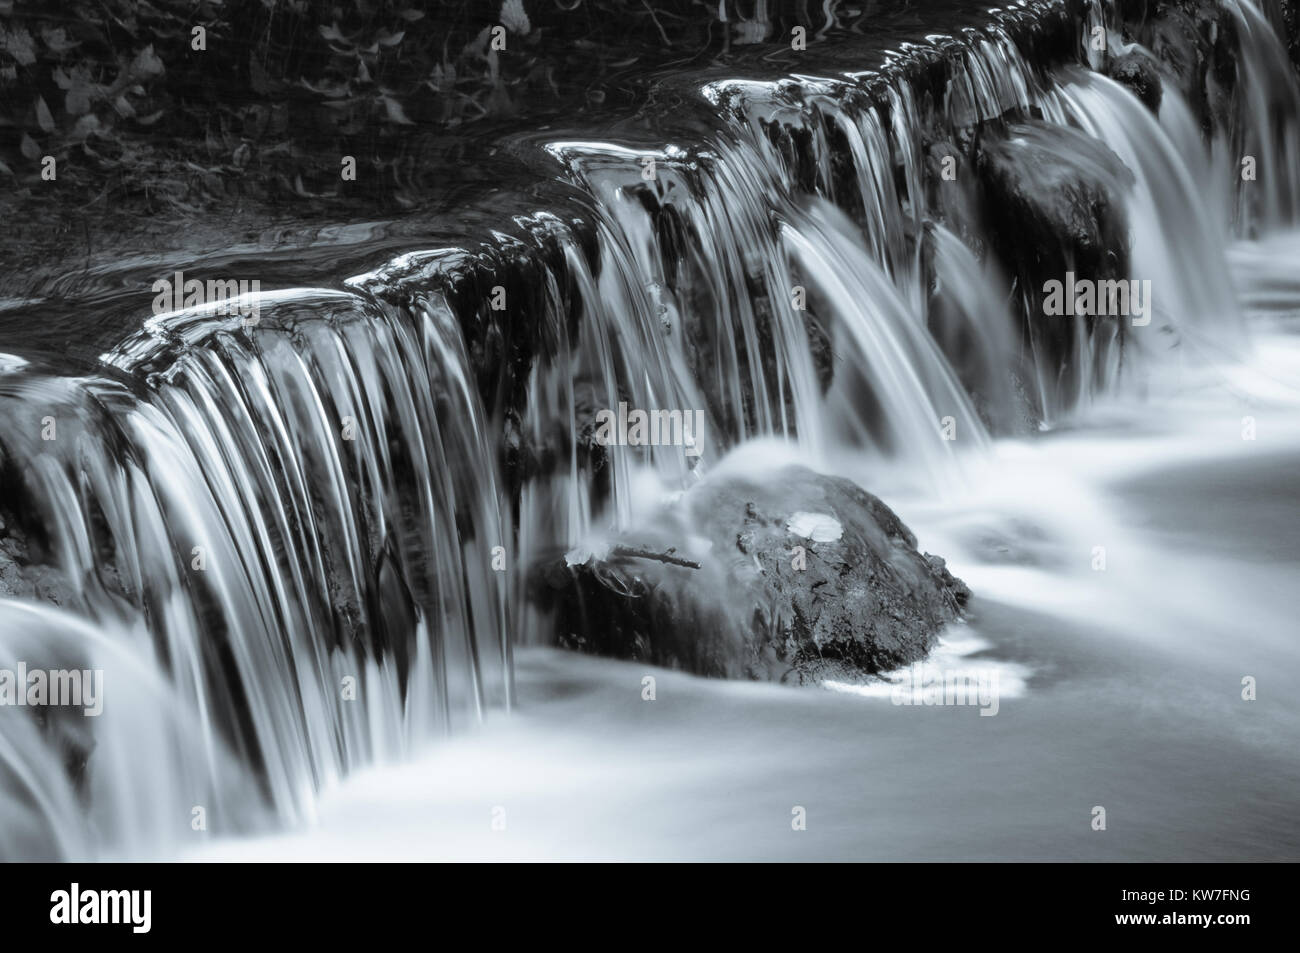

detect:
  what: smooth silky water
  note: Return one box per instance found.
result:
[193,291,1300,862]
[3,1,1299,861]
[197,50,1300,863]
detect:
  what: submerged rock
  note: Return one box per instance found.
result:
[531,465,969,683]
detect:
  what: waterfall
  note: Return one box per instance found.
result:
[3,0,1299,859]
[1224,0,1300,231]
[2,285,511,855]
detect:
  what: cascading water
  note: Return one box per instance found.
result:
[3,0,1300,860]
[781,200,988,486]
[2,284,511,857]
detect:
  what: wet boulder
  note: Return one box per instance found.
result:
[1148,0,1239,136]
[530,463,969,683]
[975,119,1133,294]
[1281,0,1300,72]
[974,118,1134,412]
[0,516,72,607]
[1108,50,1164,113]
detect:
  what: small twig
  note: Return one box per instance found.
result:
[640,0,672,47]
[610,544,701,569]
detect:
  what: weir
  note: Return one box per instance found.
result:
[1,0,1298,859]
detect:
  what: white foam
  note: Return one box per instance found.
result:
[786,511,843,542]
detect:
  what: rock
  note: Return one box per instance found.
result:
[502,377,612,502]
[974,118,1134,412]
[530,464,969,683]
[975,120,1133,288]
[0,520,71,606]
[1281,0,1300,72]
[1108,51,1164,112]
[1148,0,1240,137]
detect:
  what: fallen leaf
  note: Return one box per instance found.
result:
[66,82,93,116]
[70,113,100,140]
[131,45,165,79]
[501,0,532,35]
[35,95,54,132]
[2,25,36,66]
[40,26,80,53]
[381,94,414,125]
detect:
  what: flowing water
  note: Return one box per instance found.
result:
[2,0,1299,860]
[192,263,1300,864]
